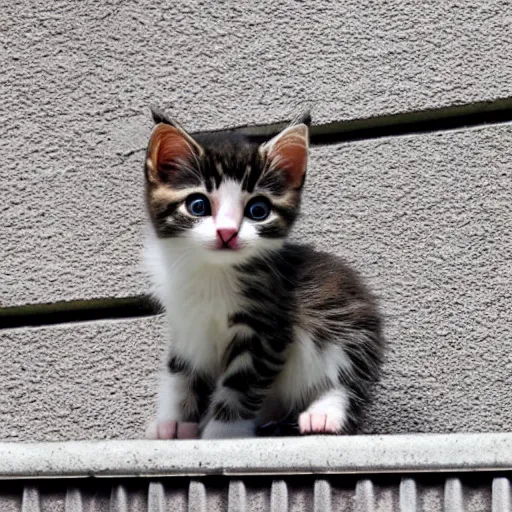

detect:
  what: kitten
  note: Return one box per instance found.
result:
[144,108,385,440]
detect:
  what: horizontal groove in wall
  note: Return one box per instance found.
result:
[0,296,161,330]
[4,96,512,331]
[227,96,512,144]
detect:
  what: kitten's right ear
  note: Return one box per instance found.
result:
[261,123,309,189]
[146,122,203,185]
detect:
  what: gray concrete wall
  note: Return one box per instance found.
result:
[2,1,512,440]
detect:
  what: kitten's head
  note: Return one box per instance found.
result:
[145,110,309,265]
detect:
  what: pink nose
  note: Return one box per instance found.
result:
[217,228,238,245]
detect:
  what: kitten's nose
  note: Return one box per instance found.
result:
[217,227,238,245]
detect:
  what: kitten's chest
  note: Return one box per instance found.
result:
[166,266,243,373]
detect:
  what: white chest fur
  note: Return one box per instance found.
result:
[145,236,243,375]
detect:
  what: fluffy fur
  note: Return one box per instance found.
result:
[143,109,385,439]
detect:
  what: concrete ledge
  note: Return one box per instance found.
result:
[2,433,512,479]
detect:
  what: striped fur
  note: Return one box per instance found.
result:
[144,109,385,438]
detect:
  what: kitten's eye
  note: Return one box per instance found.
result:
[246,197,271,221]
[185,194,211,217]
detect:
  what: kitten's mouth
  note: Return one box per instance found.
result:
[215,242,240,251]
[215,232,240,250]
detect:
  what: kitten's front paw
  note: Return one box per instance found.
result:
[298,412,343,435]
[201,419,256,439]
[145,420,199,440]
[298,389,348,435]
[299,411,343,434]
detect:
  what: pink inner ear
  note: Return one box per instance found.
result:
[267,126,308,189]
[148,124,195,183]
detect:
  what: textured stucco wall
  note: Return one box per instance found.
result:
[3,0,512,307]
[2,1,512,441]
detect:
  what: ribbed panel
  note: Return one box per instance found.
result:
[21,487,40,512]
[110,484,129,512]
[12,475,512,511]
[313,479,332,512]
[445,478,464,512]
[228,480,246,512]
[147,482,165,512]
[399,478,418,512]
[65,488,83,512]
[354,479,375,512]
[188,481,207,512]
[493,478,512,512]
[270,480,288,512]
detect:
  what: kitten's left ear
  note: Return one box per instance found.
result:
[261,124,309,189]
[146,120,203,185]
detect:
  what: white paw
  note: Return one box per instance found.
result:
[298,389,348,435]
[298,412,343,434]
[201,419,256,439]
[145,420,199,439]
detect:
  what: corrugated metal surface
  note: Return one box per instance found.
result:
[2,435,512,511]
[2,474,511,511]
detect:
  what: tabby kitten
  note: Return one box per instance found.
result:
[144,108,384,440]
